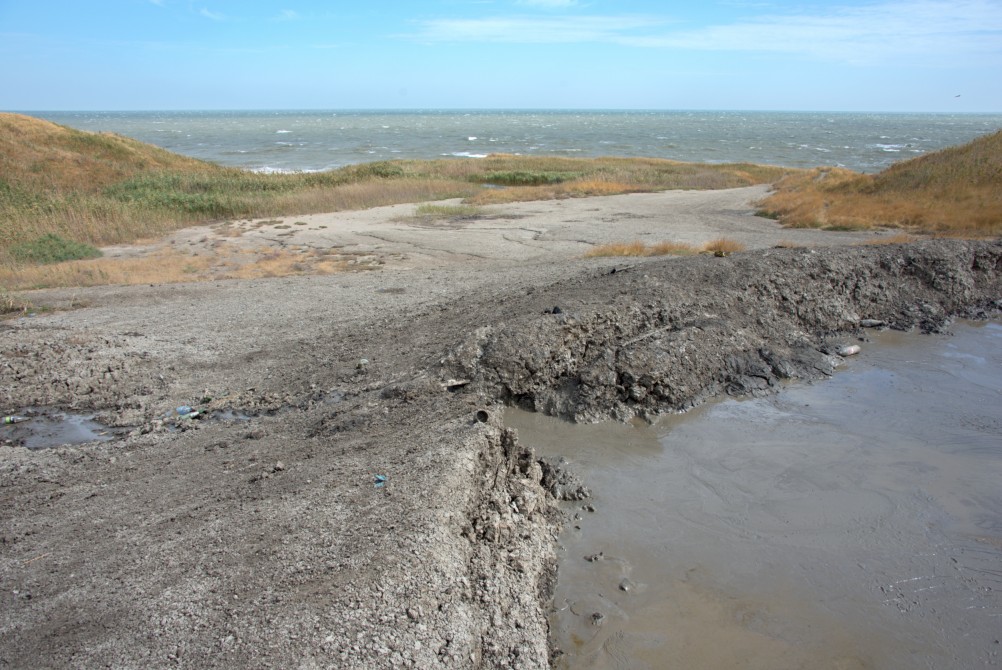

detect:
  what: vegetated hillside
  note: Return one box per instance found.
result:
[0,113,219,194]
[757,130,1002,235]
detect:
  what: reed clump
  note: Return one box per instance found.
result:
[757,130,1002,235]
[1,289,32,316]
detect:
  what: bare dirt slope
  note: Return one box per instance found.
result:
[2,188,1000,669]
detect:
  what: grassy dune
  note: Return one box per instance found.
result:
[757,130,1002,235]
[1,113,789,267]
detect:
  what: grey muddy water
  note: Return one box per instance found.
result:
[507,321,1002,670]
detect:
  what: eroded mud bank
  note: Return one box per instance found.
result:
[442,242,1002,423]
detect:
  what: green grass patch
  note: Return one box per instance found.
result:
[10,233,103,264]
[475,170,580,186]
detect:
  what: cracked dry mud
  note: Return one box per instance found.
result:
[2,187,1001,669]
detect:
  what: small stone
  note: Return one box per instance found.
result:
[584,552,604,562]
[406,607,420,622]
[619,579,636,592]
[583,504,596,513]
[274,461,285,472]
[591,612,605,626]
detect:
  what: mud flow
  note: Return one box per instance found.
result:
[507,321,1002,670]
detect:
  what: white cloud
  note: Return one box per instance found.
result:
[275,9,300,21]
[199,8,225,21]
[410,1,1002,65]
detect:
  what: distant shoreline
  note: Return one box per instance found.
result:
[19,109,1002,174]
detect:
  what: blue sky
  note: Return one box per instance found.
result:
[2,0,1001,111]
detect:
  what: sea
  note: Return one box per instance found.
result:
[27,110,1002,175]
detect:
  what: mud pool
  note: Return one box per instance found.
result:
[0,410,123,449]
[507,321,1002,670]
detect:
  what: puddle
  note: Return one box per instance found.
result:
[507,321,1002,670]
[1,410,125,450]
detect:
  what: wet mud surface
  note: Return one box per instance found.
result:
[1,234,1001,668]
[509,321,1002,670]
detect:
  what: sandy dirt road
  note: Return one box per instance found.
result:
[103,185,890,270]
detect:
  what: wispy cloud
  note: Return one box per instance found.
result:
[515,0,579,8]
[275,9,300,21]
[412,15,663,44]
[629,0,1002,63]
[410,0,1002,64]
[199,8,225,21]
[148,0,166,6]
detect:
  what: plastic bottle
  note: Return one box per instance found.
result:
[3,416,29,424]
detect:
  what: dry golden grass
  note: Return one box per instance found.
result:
[703,238,747,254]
[861,233,920,245]
[584,240,700,258]
[585,238,747,258]
[0,244,377,291]
[584,241,649,257]
[649,241,701,255]
[757,130,1002,235]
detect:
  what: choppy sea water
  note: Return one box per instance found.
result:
[27,110,1002,174]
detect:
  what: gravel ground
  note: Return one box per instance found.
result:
[2,188,1000,668]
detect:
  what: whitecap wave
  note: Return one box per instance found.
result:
[248,166,329,174]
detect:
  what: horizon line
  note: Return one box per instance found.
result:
[7,107,1002,116]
